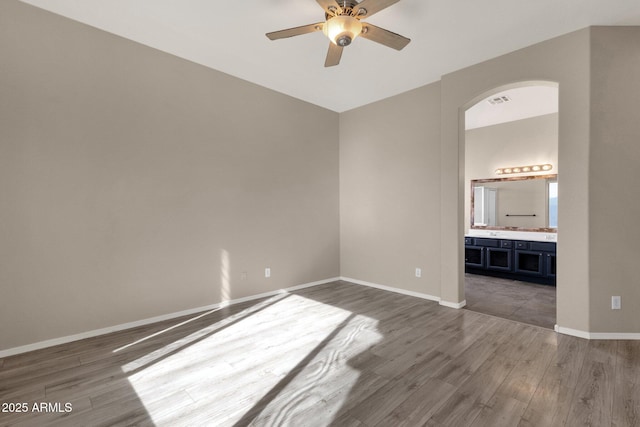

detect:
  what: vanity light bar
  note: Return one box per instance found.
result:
[495,164,552,175]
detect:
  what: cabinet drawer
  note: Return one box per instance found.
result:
[465,237,474,245]
[530,242,555,252]
[500,240,513,248]
[474,238,499,247]
[515,241,529,250]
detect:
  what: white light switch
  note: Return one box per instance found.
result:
[265,268,271,278]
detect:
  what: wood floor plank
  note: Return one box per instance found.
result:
[519,334,589,427]
[612,340,640,427]
[0,384,46,404]
[373,378,457,427]
[0,354,82,387]
[428,325,538,426]
[346,375,423,425]
[470,394,528,427]
[374,339,451,380]
[1,281,638,427]
[327,414,366,427]
[435,312,501,359]
[248,367,376,426]
[274,369,388,427]
[493,329,557,404]
[431,319,521,386]
[566,340,618,427]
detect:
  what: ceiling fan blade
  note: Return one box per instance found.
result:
[316,0,342,16]
[360,23,410,50]
[352,0,401,18]
[325,42,343,67]
[266,23,324,40]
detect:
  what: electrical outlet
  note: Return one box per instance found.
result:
[265,268,271,278]
[415,268,422,278]
[612,296,621,310]
[240,272,247,280]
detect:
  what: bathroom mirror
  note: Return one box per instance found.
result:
[471,174,557,232]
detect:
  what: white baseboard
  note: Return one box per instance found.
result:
[555,325,640,340]
[440,300,467,309]
[554,325,591,339]
[11,276,635,357]
[339,277,441,303]
[589,332,640,340]
[0,277,340,358]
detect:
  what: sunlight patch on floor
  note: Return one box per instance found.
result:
[122,293,382,425]
[119,293,289,373]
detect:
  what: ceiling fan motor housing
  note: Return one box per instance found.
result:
[327,0,360,16]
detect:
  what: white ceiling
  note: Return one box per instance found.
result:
[20,0,640,112]
[465,86,559,130]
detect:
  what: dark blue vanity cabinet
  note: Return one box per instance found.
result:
[487,247,512,272]
[465,237,556,285]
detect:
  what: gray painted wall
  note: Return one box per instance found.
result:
[340,83,442,296]
[465,113,559,232]
[589,26,640,333]
[0,1,340,350]
[343,27,640,335]
[2,0,639,353]
[439,29,592,330]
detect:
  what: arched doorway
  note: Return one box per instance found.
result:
[461,82,559,329]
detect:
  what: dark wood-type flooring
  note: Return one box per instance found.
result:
[465,273,557,329]
[1,280,638,426]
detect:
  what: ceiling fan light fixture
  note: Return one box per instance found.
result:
[265,0,411,67]
[323,15,362,47]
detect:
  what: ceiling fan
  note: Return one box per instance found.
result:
[266,0,411,67]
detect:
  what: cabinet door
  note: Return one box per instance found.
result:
[546,253,556,278]
[515,250,544,276]
[486,248,512,271]
[465,246,485,268]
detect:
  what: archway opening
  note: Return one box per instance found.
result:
[461,81,559,329]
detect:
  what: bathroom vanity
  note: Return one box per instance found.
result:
[464,236,556,285]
